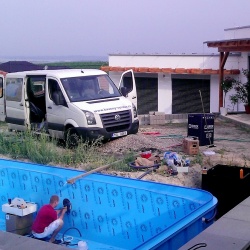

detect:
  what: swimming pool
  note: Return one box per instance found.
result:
[0,158,217,249]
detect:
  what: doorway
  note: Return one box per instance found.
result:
[135,75,158,115]
[172,77,210,114]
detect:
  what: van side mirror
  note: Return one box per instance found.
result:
[120,86,128,97]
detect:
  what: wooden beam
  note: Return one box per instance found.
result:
[220,52,229,68]
[219,52,229,108]
[218,46,250,52]
[207,39,250,52]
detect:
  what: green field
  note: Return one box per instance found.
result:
[39,61,108,69]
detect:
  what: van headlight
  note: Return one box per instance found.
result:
[132,104,138,118]
[83,111,96,125]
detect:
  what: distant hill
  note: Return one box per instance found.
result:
[39,61,108,69]
[0,60,109,73]
[0,55,108,63]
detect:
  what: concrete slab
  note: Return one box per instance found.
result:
[180,197,250,249]
[205,217,250,241]
[220,113,250,129]
[241,197,250,206]
[223,203,250,222]
[178,231,250,250]
[0,231,68,250]
[226,113,250,126]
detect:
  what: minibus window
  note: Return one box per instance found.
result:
[6,78,23,102]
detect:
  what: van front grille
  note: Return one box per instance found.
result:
[100,110,131,132]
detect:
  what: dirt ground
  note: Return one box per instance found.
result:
[102,116,250,189]
[1,117,249,190]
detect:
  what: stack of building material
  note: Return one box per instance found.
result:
[149,111,165,125]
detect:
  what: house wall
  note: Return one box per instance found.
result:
[224,25,250,39]
[210,74,219,112]
[108,53,248,114]
[232,52,249,111]
[158,73,172,114]
[110,54,220,69]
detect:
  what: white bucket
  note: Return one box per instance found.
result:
[220,107,228,116]
[78,241,88,250]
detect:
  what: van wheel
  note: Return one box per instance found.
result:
[66,128,80,148]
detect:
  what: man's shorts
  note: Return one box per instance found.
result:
[32,219,62,238]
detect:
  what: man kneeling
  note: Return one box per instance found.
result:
[32,195,67,244]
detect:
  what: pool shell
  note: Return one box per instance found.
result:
[0,159,217,249]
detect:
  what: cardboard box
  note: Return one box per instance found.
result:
[183,137,199,155]
[2,202,37,216]
[6,213,33,235]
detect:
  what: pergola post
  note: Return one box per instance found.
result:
[219,51,229,108]
[205,38,250,112]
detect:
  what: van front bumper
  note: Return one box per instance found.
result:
[75,120,139,141]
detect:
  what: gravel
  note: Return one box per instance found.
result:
[99,124,186,155]
[99,117,250,189]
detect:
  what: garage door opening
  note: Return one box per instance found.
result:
[135,75,158,115]
[172,77,210,114]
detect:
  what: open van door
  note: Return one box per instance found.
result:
[5,76,25,130]
[0,75,6,121]
[118,69,137,109]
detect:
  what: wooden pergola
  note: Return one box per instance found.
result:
[205,38,250,108]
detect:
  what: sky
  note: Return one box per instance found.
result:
[1,0,250,61]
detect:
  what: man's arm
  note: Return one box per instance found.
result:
[57,207,67,220]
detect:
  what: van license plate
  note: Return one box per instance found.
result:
[112,131,127,138]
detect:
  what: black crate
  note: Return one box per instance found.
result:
[187,113,214,146]
[202,165,250,219]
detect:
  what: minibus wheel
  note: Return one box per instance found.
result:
[65,128,80,148]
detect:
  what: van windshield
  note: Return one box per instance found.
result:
[61,74,121,102]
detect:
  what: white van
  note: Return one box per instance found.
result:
[0,69,139,144]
